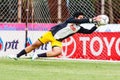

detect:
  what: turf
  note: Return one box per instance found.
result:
[0,58,120,80]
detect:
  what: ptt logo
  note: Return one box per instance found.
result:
[0,37,19,51]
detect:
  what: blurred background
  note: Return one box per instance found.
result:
[0,0,120,23]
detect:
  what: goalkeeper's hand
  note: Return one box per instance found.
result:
[91,15,102,28]
[89,15,101,23]
[92,15,101,22]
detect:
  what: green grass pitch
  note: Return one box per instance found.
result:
[0,58,120,80]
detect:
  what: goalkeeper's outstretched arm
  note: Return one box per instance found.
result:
[78,24,98,34]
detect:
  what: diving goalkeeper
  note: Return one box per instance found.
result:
[9,11,101,60]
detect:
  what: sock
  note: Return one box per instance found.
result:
[37,53,47,57]
[17,49,27,58]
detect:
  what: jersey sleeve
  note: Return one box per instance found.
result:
[77,26,97,34]
[66,17,91,24]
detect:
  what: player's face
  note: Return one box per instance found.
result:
[77,15,84,19]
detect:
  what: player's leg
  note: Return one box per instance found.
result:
[32,39,62,60]
[38,46,62,57]
[17,40,43,58]
[8,39,42,60]
[32,46,62,60]
[46,47,62,57]
[9,31,51,60]
[9,31,52,60]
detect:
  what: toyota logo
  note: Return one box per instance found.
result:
[62,37,76,58]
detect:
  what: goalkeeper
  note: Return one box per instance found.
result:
[9,11,101,60]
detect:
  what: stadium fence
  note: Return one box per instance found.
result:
[0,0,120,23]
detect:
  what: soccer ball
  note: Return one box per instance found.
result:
[98,15,109,25]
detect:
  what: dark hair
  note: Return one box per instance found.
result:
[72,11,84,18]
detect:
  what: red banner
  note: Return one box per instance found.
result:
[61,32,120,60]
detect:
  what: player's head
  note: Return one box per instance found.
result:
[73,11,84,19]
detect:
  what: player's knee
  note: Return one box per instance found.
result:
[52,47,62,56]
[31,43,40,48]
[54,50,62,56]
[31,40,42,48]
[56,52,61,55]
